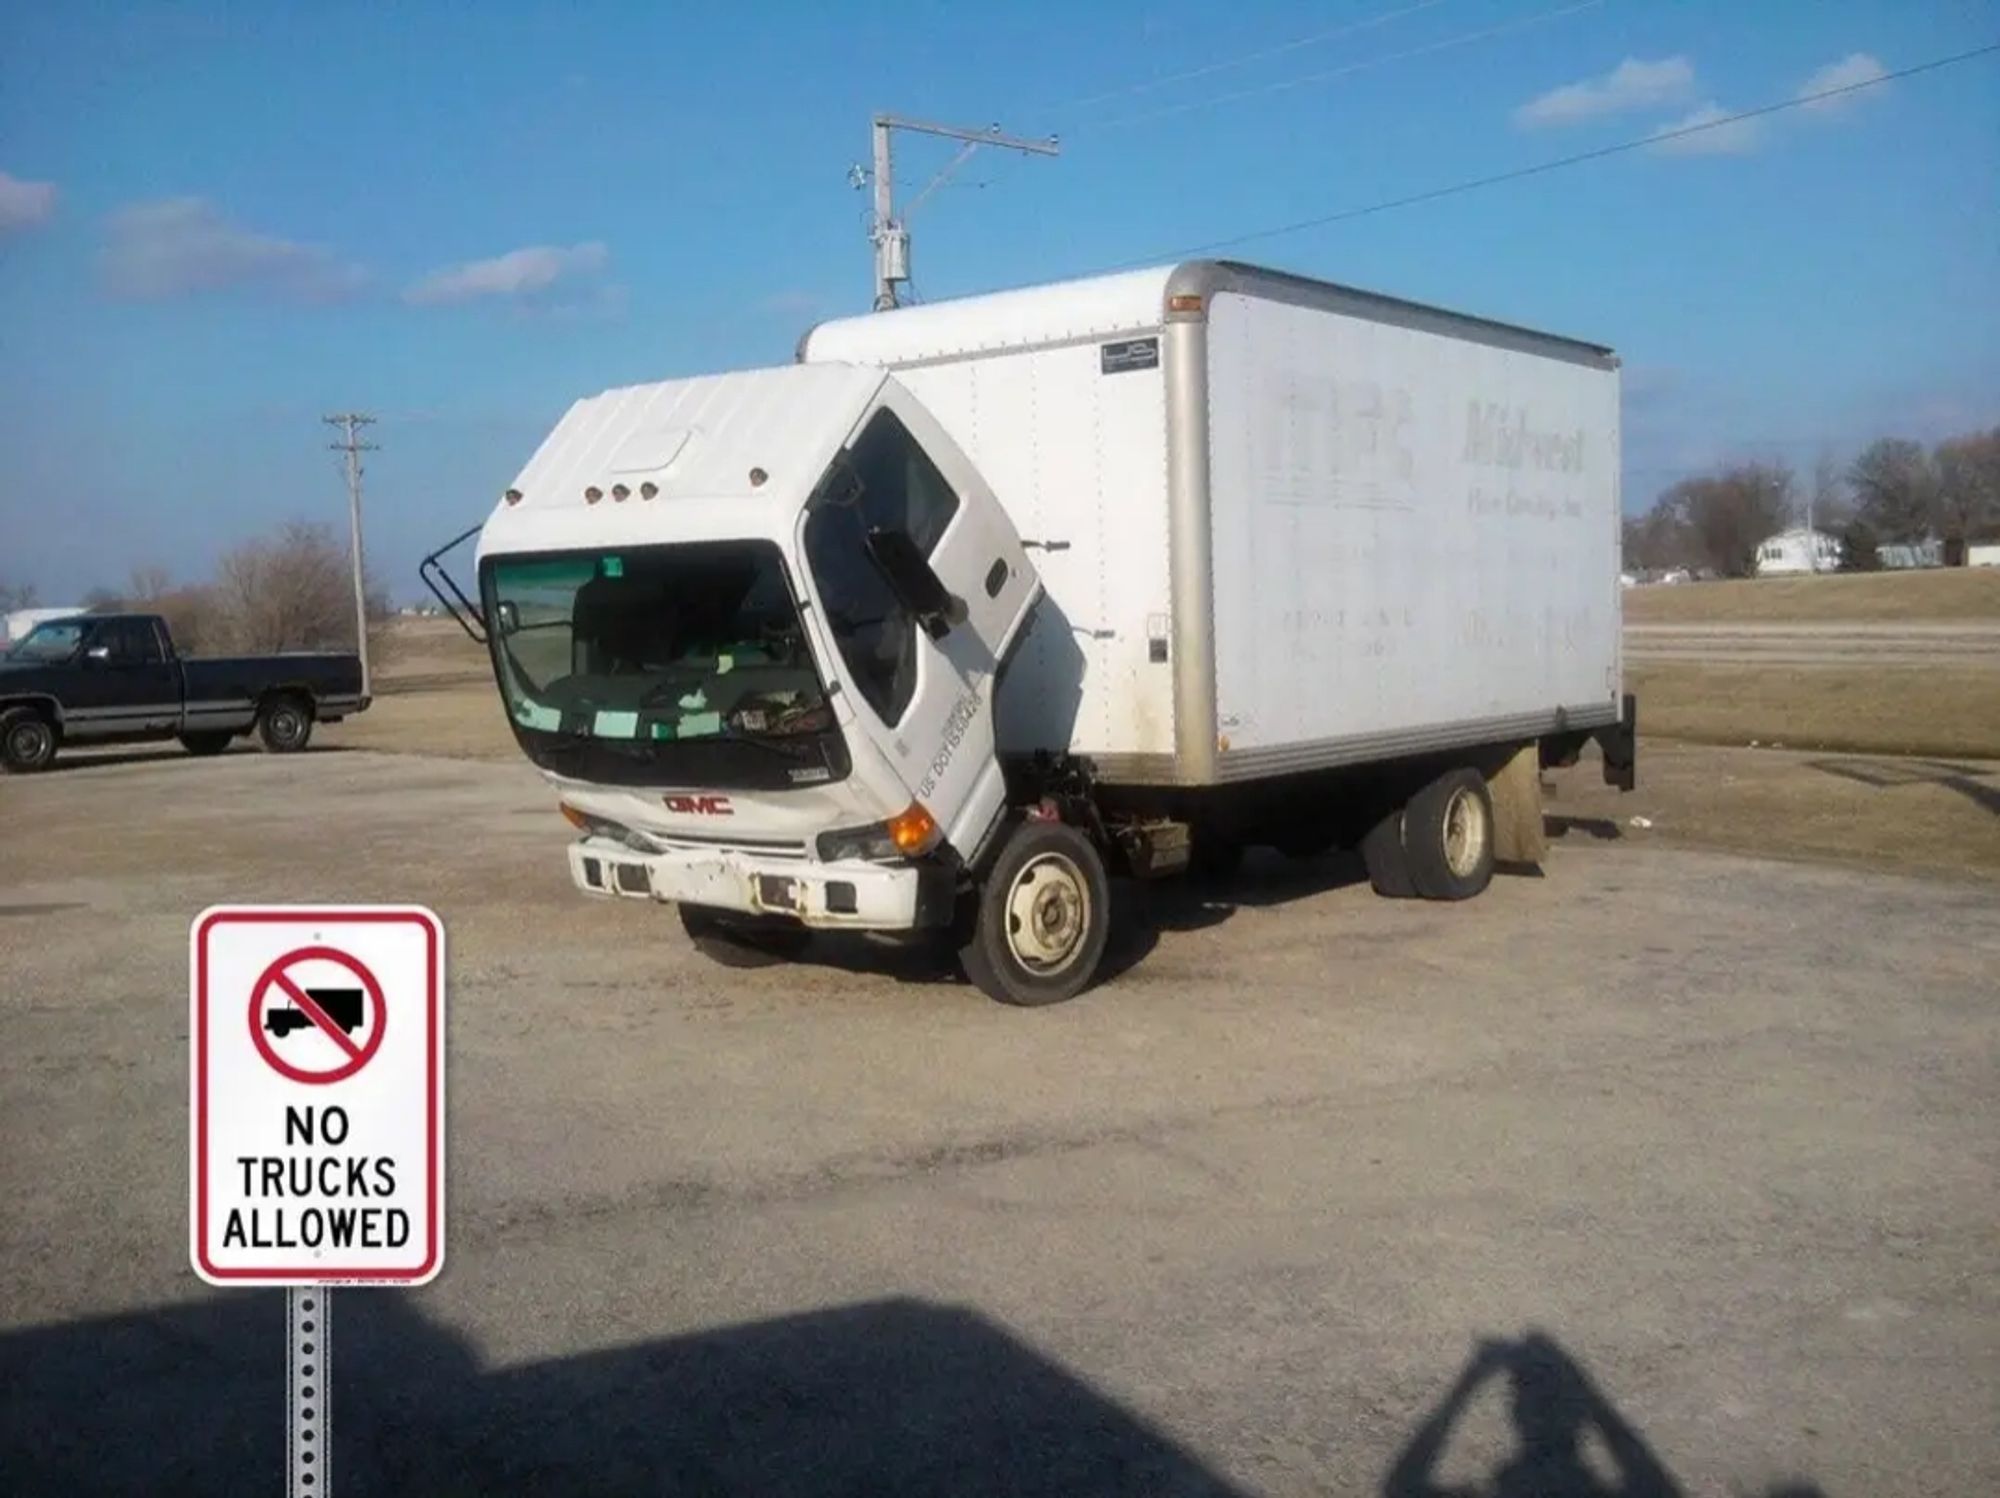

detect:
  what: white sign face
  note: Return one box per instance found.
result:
[190,906,444,1286]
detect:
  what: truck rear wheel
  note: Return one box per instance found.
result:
[0,708,58,774]
[179,731,233,757]
[677,904,810,967]
[1360,805,1416,898]
[257,695,314,753]
[1403,768,1495,900]
[960,821,1110,1006]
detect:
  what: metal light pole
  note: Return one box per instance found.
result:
[864,113,1059,311]
[324,413,377,697]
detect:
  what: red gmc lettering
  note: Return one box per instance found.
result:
[662,794,734,816]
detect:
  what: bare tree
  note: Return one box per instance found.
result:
[207,522,387,656]
[1622,497,1699,573]
[1803,452,1848,534]
[1848,438,1938,542]
[0,580,38,612]
[1660,462,1794,578]
[1933,427,2000,544]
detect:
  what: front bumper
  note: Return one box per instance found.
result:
[566,835,950,930]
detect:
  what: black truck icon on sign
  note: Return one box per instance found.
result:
[265,988,367,1039]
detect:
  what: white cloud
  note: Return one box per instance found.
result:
[0,170,57,233]
[1515,56,1696,128]
[1796,52,1888,114]
[403,243,609,306]
[101,198,363,301]
[1649,102,1764,156]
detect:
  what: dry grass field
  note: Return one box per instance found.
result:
[1624,566,2000,623]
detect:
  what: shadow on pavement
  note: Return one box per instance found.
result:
[1808,756,1999,817]
[1546,814,1625,842]
[1383,1331,1824,1498]
[0,1292,1246,1497]
[792,848,1371,992]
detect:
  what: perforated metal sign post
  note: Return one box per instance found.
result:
[191,906,445,1498]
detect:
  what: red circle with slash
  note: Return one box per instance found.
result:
[246,946,388,1085]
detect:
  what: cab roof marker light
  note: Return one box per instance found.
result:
[611,484,631,502]
[584,486,604,505]
[639,482,659,500]
[503,487,523,506]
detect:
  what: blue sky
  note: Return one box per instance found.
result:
[2,0,1996,601]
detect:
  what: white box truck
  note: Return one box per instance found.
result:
[427,261,1633,1004]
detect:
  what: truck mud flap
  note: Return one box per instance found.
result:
[1592,693,1637,792]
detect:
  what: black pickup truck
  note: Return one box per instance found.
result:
[0,613,367,773]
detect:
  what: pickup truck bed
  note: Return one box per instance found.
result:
[0,612,367,773]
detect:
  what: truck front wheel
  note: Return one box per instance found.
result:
[960,821,1110,1006]
[0,708,59,774]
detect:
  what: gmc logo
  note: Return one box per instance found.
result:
[663,794,734,816]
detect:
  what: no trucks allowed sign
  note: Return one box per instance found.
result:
[191,907,444,1285]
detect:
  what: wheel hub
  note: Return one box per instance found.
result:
[1004,853,1089,973]
[1443,787,1488,878]
[10,722,50,761]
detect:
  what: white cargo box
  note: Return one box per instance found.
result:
[803,262,1621,788]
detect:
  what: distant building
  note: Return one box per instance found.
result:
[3,606,86,645]
[1968,543,2000,569]
[1877,539,1944,571]
[1754,528,1842,577]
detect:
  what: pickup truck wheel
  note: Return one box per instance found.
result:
[1403,768,1495,901]
[179,731,234,757]
[677,904,810,967]
[960,821,1110,1006]
[1,708,59,774]
[257,696,314,754]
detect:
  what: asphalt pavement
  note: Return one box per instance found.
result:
[2,747,1995,1495]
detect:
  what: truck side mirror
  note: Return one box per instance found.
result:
[866,528,962,638]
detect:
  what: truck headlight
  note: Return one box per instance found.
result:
[815,822,903,863]
[559,802,632,843]
[816,802,940,862]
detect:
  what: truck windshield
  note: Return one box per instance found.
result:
[480,542,849,789]
[6,622,85,663]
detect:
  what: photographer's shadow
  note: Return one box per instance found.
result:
[1384,1332,1682,1498]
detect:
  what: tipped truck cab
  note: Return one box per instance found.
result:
[475,362,1050,983]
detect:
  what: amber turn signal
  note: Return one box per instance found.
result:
[885,801,940,855]
[559,802,590,830]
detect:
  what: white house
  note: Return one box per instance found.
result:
[3,606,86,645]
[1754,528,1842,576]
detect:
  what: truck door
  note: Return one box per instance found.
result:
[65,617,182,738]
[798,377,1041,857]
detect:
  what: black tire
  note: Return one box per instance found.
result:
[960,820,1111,1006]
[257,695,314,754]
[1403,768,1496,901]
[0,707,59,774]
[1360,804,1417,898]
[179,731,234,757]
[677,904,810,968]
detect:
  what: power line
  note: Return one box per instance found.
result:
[1054,0,1452,115]
[1095,0,1602,128]
[1092,40,2000,270]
